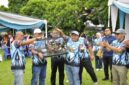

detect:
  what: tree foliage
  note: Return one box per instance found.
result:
[85,0,108,25]
[8,0,108,33]
[8,0,29,13]
[0,6,9,11]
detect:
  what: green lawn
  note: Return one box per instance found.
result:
[0,50,121,85]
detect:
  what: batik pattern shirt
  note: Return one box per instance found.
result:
[66,37,89,65]
[111,40,126,65]
[30,40,46,66]
[10,41,25,70]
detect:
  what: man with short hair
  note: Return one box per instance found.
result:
[11,31,38,85]
[103,29,128,85]
[100,28,116,81]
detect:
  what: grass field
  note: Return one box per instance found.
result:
[0,50,124,85]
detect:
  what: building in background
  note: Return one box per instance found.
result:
[0,0,8,8]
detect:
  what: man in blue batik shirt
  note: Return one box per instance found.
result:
[103,29,128,85]
[30,28,47,85]
[65,30,97,85]
[11,31,39,85]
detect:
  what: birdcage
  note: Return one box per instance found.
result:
[36,37,68,57]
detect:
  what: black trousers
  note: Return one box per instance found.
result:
[103,56,112,79]
[51,57,65,85]
[79,58,97,84]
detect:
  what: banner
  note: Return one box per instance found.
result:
[111,5,118,32]
[125,14,129,40]
[119,10,125,28]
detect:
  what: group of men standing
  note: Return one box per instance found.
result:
[10,27,129,85]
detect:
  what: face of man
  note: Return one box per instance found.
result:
[51,30,60,38]
[96,33,101,38]
[104,28,111,36]
[70,33,79,42]
[34,33,42,38]
[115,33,125,41]
[16,32,24,40]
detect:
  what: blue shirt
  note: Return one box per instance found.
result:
[111,40,126,65]
[102,35,116,57]
[66,37,89,65]
[10,41,25,70]
[30,40,46,66]
[93,37,102,52]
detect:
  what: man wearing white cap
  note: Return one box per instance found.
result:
[30,28,47,85]
[103,29,128,85]
[65,30,81,85]
[65,30,97,85]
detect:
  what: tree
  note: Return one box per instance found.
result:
[8,0,29,13]
[20,0,90,32]
[0,6,9,11]
[85,0,108,26]
[8,0,108,33]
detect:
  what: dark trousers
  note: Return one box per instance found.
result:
[51,57,64,85]
[103,56,112,79]
[79,58,97,84]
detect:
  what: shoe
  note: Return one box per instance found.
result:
[94,82,98,85]
[66,80,69,83]
[102,78,109,81]
[96,69,99,71]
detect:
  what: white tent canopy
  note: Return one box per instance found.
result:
[108,0,129,39]
[0,11,48,37]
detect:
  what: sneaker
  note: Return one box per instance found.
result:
[96,69,99,71]
[66,80,69,83]
[94,82,98,85]
[102,78,109,81]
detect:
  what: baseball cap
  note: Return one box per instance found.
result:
[71,31,79,36]
[115,29,126,34]
[34,28,42,34]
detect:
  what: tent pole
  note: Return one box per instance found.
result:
[25,29,26,34]
[13,29,14,36]
[108,6,111,27]
[44,20,47,38]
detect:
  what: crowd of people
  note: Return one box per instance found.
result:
[0,27,129,85]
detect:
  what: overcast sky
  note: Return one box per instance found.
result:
[0,0,8,7]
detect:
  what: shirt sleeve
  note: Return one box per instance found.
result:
[84,38,91,48]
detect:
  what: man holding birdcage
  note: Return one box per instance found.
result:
[29,28,47,85]
[49,27,65,85]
